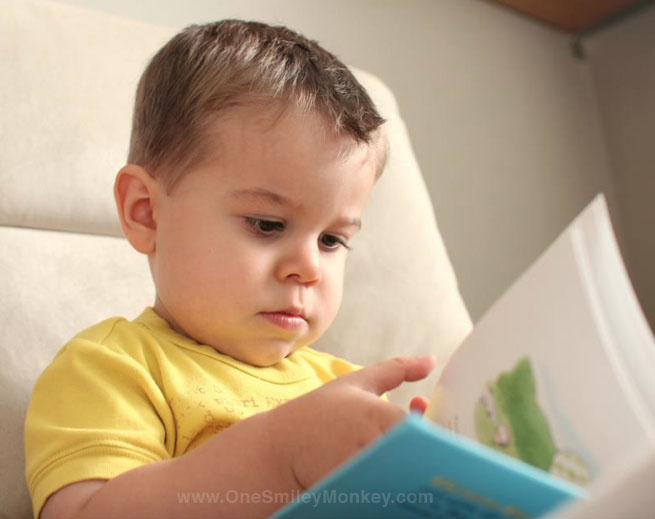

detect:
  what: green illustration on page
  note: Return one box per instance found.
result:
[474,357,591,485]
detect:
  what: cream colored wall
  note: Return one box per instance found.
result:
[586,4,655,331]
[52,0,624,322]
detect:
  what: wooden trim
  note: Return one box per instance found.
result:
[488,0,646,32]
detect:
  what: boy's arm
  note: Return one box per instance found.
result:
[40,356,436,519]
[41,409,297,519]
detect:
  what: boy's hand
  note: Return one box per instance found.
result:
[267,355,436,490]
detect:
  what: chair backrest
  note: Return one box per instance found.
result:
[0,1,472,517]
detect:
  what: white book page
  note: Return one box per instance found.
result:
[551,443,655,519]
[426,195,655,486]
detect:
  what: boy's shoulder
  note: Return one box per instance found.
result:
[59,308,157,359]
[72,315,132,343]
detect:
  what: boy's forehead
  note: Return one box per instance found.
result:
[200,103,373,167]
[160,101,384,196]
[171,112,377,196]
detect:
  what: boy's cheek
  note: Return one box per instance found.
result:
[321,273,345,320]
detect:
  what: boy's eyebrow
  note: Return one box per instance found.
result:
[333,216,362,230]
[228,187,361,229]
[227,188,292,206]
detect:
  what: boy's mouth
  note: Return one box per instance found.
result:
[259,309,308,331]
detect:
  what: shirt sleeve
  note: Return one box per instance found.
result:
[25,336,171,518]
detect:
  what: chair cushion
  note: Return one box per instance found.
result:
[0,227,155,519]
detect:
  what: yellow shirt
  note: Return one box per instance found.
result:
[25,307,359,517]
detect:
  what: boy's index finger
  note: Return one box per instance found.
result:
[350,356,437,395]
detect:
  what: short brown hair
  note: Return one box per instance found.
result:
[128,20,386,190]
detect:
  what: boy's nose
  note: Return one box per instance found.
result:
[276,241,322,286]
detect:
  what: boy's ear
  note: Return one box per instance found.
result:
[114,164,160,254]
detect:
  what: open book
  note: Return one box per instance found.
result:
[274,194,655,518]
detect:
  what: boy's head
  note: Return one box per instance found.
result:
[127,19,386,191]
[115,20,386,366]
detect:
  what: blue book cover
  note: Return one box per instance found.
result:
[274,414,583,519]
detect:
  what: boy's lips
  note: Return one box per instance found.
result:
[259,309,308,331]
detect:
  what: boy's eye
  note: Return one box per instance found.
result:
[320,233,351,251]
[246,217,285,235]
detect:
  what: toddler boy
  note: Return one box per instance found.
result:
[25,20,435,518]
